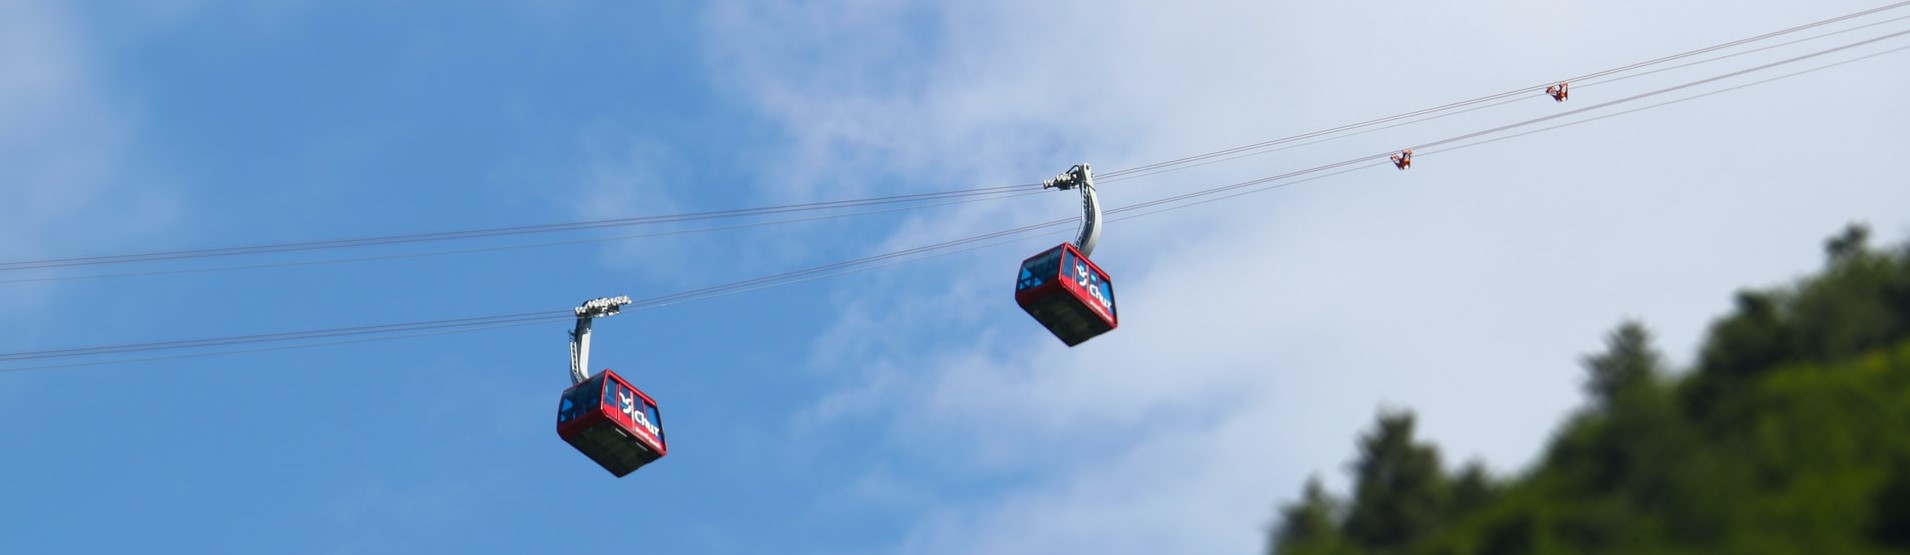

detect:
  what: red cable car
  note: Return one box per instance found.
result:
[1017,242,1118,346]
[558,369,667,477]
[555,296,667,477]
[1017,164,1119,347]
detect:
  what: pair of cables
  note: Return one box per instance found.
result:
[5,2,1910,372]
[8,1,1910,282]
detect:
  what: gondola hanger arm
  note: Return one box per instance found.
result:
[1042,164,1101,258]
[569,295,631,385]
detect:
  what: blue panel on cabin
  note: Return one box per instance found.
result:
[1063,249,1116,320]
[1017,247,1063,291]
[557,376,603,425]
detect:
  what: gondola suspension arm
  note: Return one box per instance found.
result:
[1043,164,1101,257]
[569,295,631,385]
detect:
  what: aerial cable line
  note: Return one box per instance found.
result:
[620,217,1079,311]
[2,233,1080,373]
[1095,0,1910,183]
[4,2,1903,277]
[1565,0,1910,83]
[0,185,1036,272]
[0,220,1070,365]
[2,191,1341,374]
[1435,41,1910,156]
[5,212,1290,373]
[1576,12,1910,90]
[1038,36,1910,240]
[4,30,1904,370]
[0,319,551,374]
[6,33,1900,367]
[0,214,1075,366]
[1401,27,1910,156]
[6,3,1906,278]
[1109,39,1910,221]
[0,188,1049,285]
[876,29,1910,254]
[1102,15,1910,184]
[0,311,569,362]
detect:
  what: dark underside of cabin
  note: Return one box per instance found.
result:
[563,419,661,477]
[1020,289,1113,347]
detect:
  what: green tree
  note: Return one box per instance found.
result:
[1871,458,1910,550]
[1445,461,1497,523]
[1581,321,1662,409]
[1686,289,1787,420]
[1344,411,1449,552]
[1688,221,1910,421]
[1824,221,1871,262]
[1789,221,1905,363]
[1262,225,1910,555]
[1272,476,1345,555]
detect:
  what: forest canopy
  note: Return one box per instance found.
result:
[1268,224,1910,555]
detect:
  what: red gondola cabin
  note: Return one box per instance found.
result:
[1016,243,1118,346]
[557,370,666,477]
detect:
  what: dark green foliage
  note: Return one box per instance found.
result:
[1687,223,1910,421]
[1873,463,1910,549]
[1343,412,1450,551]
[1268,224,1910,555]
[1786,224,1906,364]
[1582,321,1662,410]
[1272,477,1348,555]
[1445,462,1497,523]
[1826,223,1872,261]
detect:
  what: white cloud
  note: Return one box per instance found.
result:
[569,130,702,285]
[0,2,179,336]
[706,0,1910,552]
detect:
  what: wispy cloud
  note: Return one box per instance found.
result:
[568,129,701,285]
[705,0,1910,552]
[0,1,181,326]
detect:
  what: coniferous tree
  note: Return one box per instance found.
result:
[1343,411,1448,552]
[1271,477,1343,555]
[1446,461,1497,523]
[1582,321,1662,409]
[1260,225,1910,555]
[1824,222,1870,261]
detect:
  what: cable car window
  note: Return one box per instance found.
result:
[1093,272,1117,317]
[558,378,601,425]
[604,380,659,440]
[1063,248,1115,318]
[1018,248,1063,291]
[642,402,664,445]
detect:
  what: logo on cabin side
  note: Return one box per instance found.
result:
[1074,261,1113,315]
[619,389,661,439]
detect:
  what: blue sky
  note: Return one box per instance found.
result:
[3,1,1910,553]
